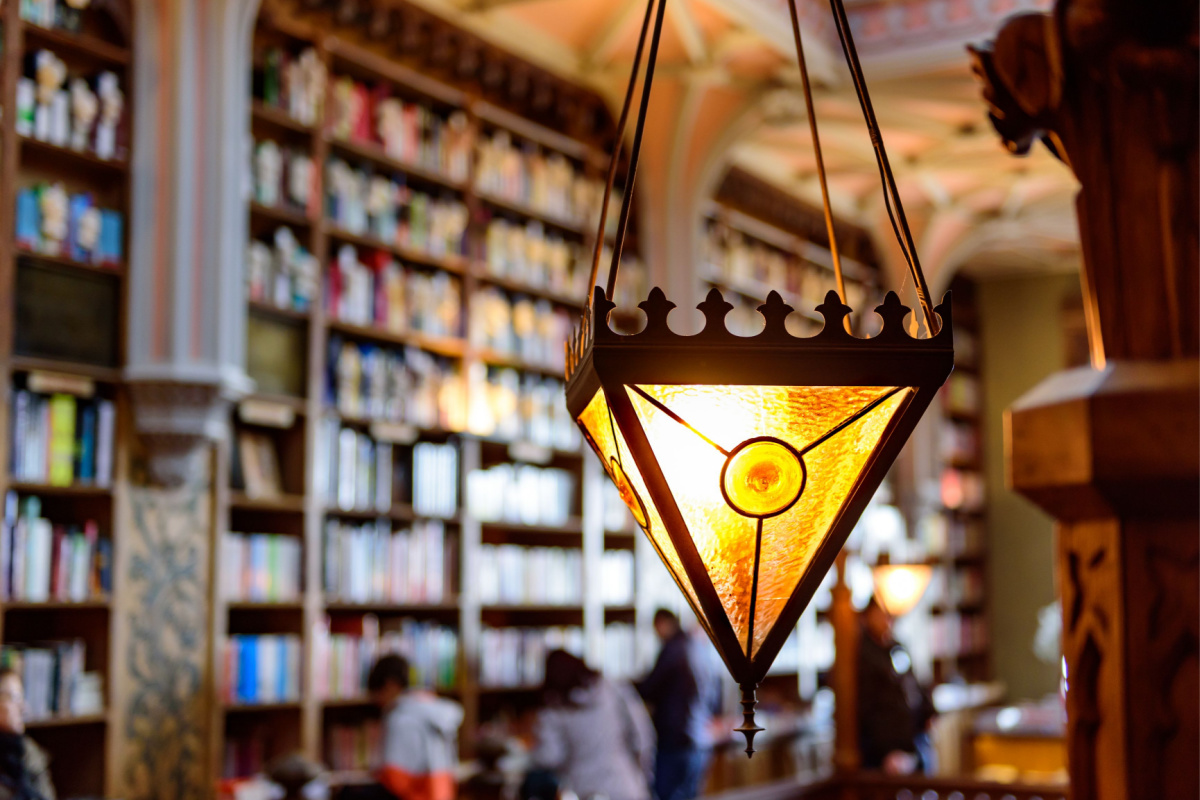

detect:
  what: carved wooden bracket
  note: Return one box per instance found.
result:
[969,5,1199,364]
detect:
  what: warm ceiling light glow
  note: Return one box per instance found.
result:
[872,562,934,617]
[566,0,955,758]
[566,290,954,754]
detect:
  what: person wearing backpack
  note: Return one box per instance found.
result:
[368,654,463,800]
[529,650,655,800]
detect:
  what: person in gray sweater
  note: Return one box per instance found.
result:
[531,650,655,800]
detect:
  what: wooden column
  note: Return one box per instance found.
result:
[829,552,860,783]
[971,5,1198,800]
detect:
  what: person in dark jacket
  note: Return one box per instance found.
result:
[0,667,54,800]
[637,610,720,800]
[857,596,936,774]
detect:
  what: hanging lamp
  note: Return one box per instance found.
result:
[564,0,954,756]
[871,554,934,618]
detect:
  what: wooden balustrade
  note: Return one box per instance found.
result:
[710,775,1067,800]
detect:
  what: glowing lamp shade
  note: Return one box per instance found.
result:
[565,287,954,754]
[872,563,934,617]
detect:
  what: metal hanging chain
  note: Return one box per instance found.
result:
[585,0,657,315]
[784,0,846,310]
[825,0,939,335]
[604,0,671,301]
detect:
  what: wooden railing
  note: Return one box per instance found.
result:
[710,775,1068,800]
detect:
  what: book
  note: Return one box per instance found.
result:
[47,394,76,487]
[323,520,452,605]
[222,533,302,603]
[478,626,583,688]
[237,430,283,498]
[0,495,108,602]
[224,634,302,705]
[477,544,582,607]
[2,640,99,720]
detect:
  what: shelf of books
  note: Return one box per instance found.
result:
[700,198,879,337]
[927,275,989,683]
[0,1,131,797]
[218,3,642,783]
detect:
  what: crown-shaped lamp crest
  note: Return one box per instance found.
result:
[565,287,954,755]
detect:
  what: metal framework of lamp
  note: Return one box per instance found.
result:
[872,555,934,618]
[564,0,954,757]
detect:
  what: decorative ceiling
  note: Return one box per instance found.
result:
[413,0,1080,288]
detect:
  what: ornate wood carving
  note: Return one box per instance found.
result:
[970,4,1199,363]
[978,5,1199,800]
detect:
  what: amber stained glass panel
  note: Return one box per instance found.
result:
[577,389,705,617]
[628,385,911,656]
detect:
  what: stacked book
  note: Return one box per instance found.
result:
[474,130,603,226]
[0,493,112,602]
[16,184,125,266]
[478,545,582,606]
[9,390,115,487]
[482,218,585,296]
[325,160,469,258]
[326,74,472,182]
[246,226,318,313]
[601,550,635,606]
[412,442,459,518]
[326,721,383,772]
[326,337,464,432]
[468,288,572,371]
[326,247,464,337]
[220,533,303,603]
[466,464,574,527]
[1,640,102,720]
[602,623,637,681]
[314,615,458,697]
[315,419,393,513]
[256,46,325,128]
[468,369,580,454]
[478,626,583,688]
[221,634,302,705]
[323,520,452,605]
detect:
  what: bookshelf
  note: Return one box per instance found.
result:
[215,0,639,782]
[0,1,132,798]
[930,275,989,683]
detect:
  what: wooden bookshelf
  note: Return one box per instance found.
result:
[932,275,990,683]
[0,3,132,798]
[215,0,639,783]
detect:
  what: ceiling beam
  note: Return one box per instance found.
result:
[669,1,708,66]
[583,0,643,68]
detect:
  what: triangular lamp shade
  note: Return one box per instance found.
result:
[565,286,954,754]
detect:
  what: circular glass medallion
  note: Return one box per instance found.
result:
[610,457,649,529]
[721,439,806,518]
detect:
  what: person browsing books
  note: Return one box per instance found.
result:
[529,650,655,800]
[0,667,55,800]
[637,610,722,800]
[367,654,463,800]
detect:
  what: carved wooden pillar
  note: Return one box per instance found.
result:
[971,4,1198,799]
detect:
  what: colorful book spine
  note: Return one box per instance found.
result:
[224,634,302,705]
[0,494,108,602]
[8,390,115,487]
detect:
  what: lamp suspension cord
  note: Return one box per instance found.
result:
[585,0,657,315]
[784,0,846,312]
[604,0,670,302]
[824,0,939,335]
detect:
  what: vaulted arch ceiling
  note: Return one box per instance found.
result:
[411,0,1080,289]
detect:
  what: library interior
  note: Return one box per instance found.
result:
[0,0,1194,799]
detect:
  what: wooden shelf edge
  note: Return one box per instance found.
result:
[21,22,130,65]
[25,711,108,729]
